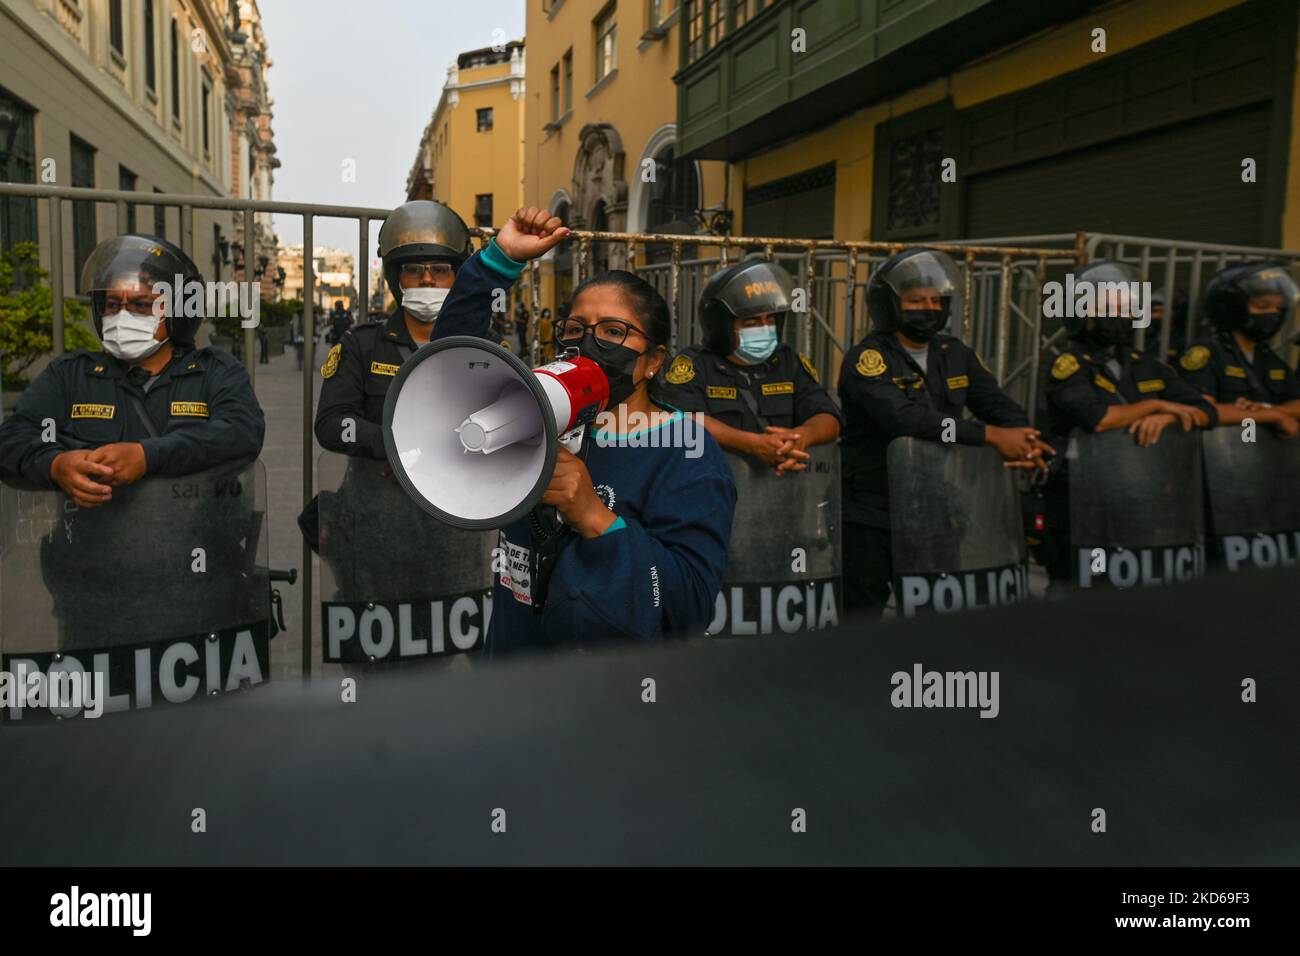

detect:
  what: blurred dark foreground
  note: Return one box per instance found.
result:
[0,565,1296,866]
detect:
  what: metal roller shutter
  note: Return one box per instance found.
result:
[964,105,1270,245]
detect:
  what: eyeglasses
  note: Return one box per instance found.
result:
[102,291,163,316]
[555,318,649,350]
[400,262,454,281]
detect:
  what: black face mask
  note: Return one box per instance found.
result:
[1241,311,1283,343]
[898,308,947,343]
[1086,314,1133,349]
[577,335,646,406]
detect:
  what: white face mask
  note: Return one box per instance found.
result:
[102,310,167,363]
[402,287,450,323]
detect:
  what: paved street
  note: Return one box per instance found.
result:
[247,337,323,681]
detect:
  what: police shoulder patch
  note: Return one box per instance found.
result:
[320,344,342,379]
[665,354,695,384]
[1180,345,1210,372]
[1050,353,1080,380]
[856,349,886,377]
[799,352,820,382]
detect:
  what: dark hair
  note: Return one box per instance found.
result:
[569,270,672,347]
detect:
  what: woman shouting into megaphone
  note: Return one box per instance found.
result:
[487,272,738,653]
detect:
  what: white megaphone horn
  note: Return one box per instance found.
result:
[383,336,610,529]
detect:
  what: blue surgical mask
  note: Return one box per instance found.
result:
[734,325,779,364]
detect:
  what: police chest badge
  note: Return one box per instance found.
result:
[856,349,886,377]
[665,354,695,384]
[1051,353,1080,380]
[321,344,342,379]
[1180,346,1210,372]
[800,352,820,382]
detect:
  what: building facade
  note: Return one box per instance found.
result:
[522,0,729,317]
[0,0,279,312]
[675,0,1299,249]
[279,243,355,312]
[406,40,527,235]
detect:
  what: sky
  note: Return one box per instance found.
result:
[259,0,525,270]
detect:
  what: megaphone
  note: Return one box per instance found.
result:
[383,336,609,529]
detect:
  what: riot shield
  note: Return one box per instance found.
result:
[1067,428,1204,588]
[1201,426,1300,572]
[0,460,271,720]
[706,444,841,636]
[316,452,494,665]
[887,438,1029,617]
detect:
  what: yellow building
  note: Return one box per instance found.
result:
[0,0,280,311]
[523,0,729,318]
[406,40,526,238]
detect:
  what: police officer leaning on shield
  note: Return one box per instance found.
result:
[313,201,569,459]
[1174,262,1300,435]
[1044,260,1219,447]
[0,234,265,505]
[656,259,842,474]
[837,248,1051,616]
[1035,259,1220,586]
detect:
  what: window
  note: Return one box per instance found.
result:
[70,136,97,291]
[886,128,945,233]
[474,194,494,229]
[562,49,573,112]
[169,19,180,123]
[685,0,731,62]
[144,0,156,92]
[549,64,560,121]
[0,87,38,252]
[119,166,137,233]
[109,0,124,57]
[594,5,617,83]
[153,187,166,238]
[734,0,769,30]
[201,75,212,156]
[477,108,494,132]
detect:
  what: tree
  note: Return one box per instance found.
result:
[0,243,98,390]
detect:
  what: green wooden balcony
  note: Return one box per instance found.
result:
[675,0,1098,160]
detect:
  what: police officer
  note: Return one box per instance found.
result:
[1038,259,1218,586]
[328,299,350,345]
[1143,287,1189,364]
[1175,262,1300,434]
[1045,260,1218,446]
[0,234,265,507]
[657,258,842,474]
[313,202,570,459]
[838,248,1049,616]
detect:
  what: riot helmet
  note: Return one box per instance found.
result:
[697,258,795,356]
[79,233,205,350]
[1202,262,1298,344]
[867,248,962,344]
[378,200,472,305]
[1062,259,1144,348]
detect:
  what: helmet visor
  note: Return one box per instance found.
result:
[881,250,963,322]
[1238,266,1299,319]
